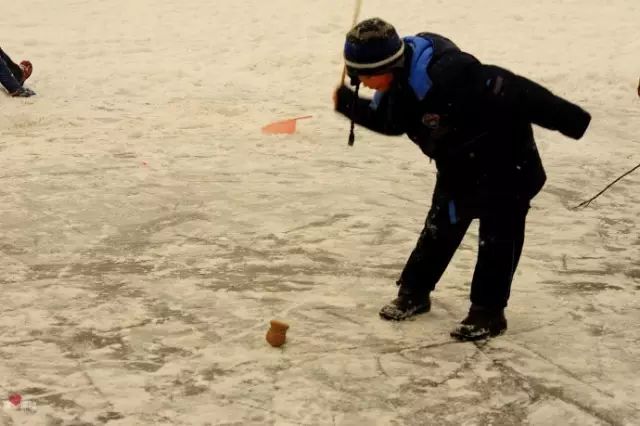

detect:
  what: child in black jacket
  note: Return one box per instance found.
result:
[333,18,591,341]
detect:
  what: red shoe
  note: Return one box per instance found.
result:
[19,60,32,83]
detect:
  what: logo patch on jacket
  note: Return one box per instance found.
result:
[421,113,441,129]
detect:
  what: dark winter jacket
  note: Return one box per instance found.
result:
[336,33,591,209]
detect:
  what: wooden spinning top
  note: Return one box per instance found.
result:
[266,320,289,347]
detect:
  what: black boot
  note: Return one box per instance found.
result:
[450,305,507,341]
[379,293,431,321]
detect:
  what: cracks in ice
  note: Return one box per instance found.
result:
[283,213,351,234]
[219,397,306,424]
[373,359,402,415]
[0,319,153,349]
[435,300,631,423]
[381,190,423,206]
[313,306,364,326]
[375,356,390,378]
[289,338,460,362]
[398,344,482,389]
[0,337,42,348]
[509,338,617,400]
[489,356,621,425]
[476,341,626,425]
[507,316,565,336]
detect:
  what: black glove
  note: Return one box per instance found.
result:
[11,86,36,97]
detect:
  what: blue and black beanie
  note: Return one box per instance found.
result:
[344,18,405,79]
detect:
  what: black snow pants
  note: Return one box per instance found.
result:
[398,193,529,310]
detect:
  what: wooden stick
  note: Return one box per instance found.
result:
[339,0,363,85]
[573,161,640,209]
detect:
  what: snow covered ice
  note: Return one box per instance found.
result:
[1,0,639,424]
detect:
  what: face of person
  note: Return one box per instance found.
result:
[358,73,394,92]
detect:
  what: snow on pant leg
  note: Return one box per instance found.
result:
[470,203,529,309]
[398,200,472,298]
[0,47,23,81]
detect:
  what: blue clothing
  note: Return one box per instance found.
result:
[403,36,435,101]
[370,35,435,110]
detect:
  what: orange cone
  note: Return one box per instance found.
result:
[261,115,312,135]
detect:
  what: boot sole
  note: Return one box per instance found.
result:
[379,304,430,321]
[450,327,506,342]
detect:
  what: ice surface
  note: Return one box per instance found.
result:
[1,0,639,424]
